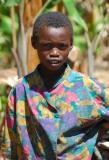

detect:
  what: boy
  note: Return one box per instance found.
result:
[1,12,109,160]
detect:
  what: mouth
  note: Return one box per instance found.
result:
[48,59,62,65]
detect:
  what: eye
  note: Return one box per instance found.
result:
[58,43,68,50]
[42,43,52,50]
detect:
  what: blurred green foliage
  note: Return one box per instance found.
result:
[0,0,21,6]
[0,2,19,68]
[0,85,8,125]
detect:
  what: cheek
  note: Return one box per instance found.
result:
[63,51,69,58]
[38,52,48,61]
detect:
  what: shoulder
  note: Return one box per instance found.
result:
[13,69,36,89]
[8,77,26,104]
[69,69,89,83]
[9,70,35,97]
[70,69,103,93]
[8,75,30,107]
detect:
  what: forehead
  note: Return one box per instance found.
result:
[38,26,71,42]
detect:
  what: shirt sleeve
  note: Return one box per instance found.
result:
[84,76,109,120]
[0,88,17,159]
[95,82,109,120]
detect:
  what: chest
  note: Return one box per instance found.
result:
[16,83,99,129]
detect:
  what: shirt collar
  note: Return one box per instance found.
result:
[33,63,72,91]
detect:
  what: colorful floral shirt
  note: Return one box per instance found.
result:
[1,64,109,160]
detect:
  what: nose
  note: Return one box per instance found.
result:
[50,48,59,57]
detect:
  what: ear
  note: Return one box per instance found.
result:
[31,36,37,49]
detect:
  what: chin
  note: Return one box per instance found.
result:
[42,62,66,72]
[47,67,60,72]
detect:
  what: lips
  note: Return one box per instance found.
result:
[48,59,62,64]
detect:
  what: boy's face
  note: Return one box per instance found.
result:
[35,26,72,72]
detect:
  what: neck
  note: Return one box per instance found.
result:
[38,64,67,88]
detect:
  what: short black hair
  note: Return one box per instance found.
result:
[31,12,73,48]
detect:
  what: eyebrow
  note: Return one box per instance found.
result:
[39,40,69,43]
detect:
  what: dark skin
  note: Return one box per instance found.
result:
[33,26,72,88]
